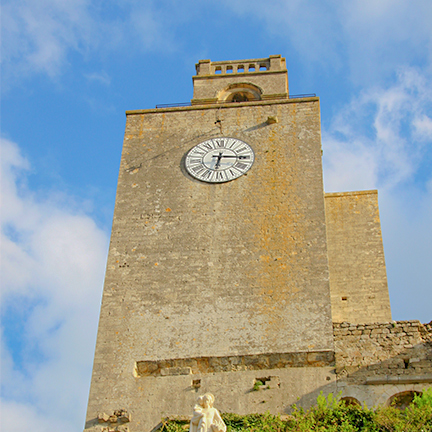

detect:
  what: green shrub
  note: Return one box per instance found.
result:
[290,392,378,431]
[160,388,432,432]
[404,387,432,432]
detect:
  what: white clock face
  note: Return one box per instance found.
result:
[185,137,255,183]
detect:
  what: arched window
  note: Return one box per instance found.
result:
[341,397,361,406]
[229,92,254,102]
[218,83,262,103]
[387,391,421,410]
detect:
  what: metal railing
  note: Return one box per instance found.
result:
[155,94,317,109]
[155,102,192,109]
[289,93,316,98]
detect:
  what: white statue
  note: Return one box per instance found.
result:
[190,393,226,432]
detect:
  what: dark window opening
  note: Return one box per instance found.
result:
[341,397,361,406]
[231,93,250,102]
[388,391,421,410]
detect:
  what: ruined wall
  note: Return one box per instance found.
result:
[334,320,432,407]
[325,191,392,324]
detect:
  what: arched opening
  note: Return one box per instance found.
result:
[387,391,421,410]
[341,397,361,406]
[228,92,254,102]
[218,83,262,103]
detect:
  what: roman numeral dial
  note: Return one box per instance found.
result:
[185,138,255,183]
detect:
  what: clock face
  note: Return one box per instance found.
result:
[185,137,255,183]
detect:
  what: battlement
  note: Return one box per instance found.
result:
[195,55,287,76]
[192,55,289,105]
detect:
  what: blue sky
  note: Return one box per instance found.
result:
[1,1,431,431]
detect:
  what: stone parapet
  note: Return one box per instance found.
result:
[192,56,289,103]
[195,56,286,76]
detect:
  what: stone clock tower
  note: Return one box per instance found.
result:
[84,56,392,432]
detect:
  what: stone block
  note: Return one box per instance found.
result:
[98,413,110,423]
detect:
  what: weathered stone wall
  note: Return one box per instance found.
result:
[113,98,332,358]
[325,191,392,324]
[334,320,432,380]
[334,320,432,407]
[85,96,335,432]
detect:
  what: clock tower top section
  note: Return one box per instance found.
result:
[191,55,289,105]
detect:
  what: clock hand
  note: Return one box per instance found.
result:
[215,155,249,159]
[214,152,223,169]
[213,153,248,160]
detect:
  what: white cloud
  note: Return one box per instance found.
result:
[1,0,178,87]
[413,115,432,139]
[340,0,432,83]
[129,5,169,50]
[222,0,344,69]
[0,138,108,432]
[222,0,432,85]
[84,71,111,85]
[1,401,54,432]
[323,67,432,192]
[2,0,97,81]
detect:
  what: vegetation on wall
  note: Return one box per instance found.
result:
[160,388,432,432]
